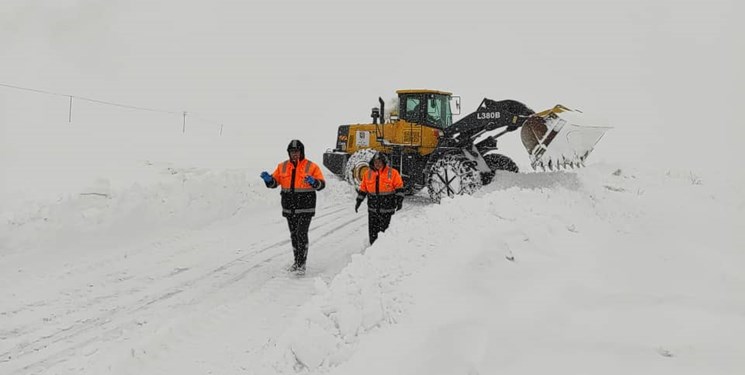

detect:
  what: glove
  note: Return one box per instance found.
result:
[304,175,317,187]
[396,200,403,211]
[260,171,272,183]
[355,199,362,213]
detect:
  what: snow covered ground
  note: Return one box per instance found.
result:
[2,0,744,374]
[1,158,743,374]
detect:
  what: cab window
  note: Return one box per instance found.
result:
[427,98,443,127]
[426,95,452,128]
[399,94,452,128]
[405,97,422,122]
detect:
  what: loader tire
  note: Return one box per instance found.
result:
[426,154,482,202]
[481,153,519,185]
[344,148,378,186]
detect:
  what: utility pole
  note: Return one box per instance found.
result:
[182,111,187,133]
[68,96,73,123]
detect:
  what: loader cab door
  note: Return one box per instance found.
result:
[425,94,452,129]
[399,93,453,129]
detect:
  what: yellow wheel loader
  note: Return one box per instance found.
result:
[323,89,609,201]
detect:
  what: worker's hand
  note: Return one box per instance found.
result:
[304,175,317,187]
[260,171,272,183]
[355,200,362,213]
[396,200,403,211]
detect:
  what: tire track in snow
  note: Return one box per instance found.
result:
[1,205,352,347]
[1,202,366,374]
[1,205,350,325]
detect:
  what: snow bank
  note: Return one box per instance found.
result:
[261,164,745,374]
[0,163,272,258]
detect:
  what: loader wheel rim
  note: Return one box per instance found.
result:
[356,166,369,183]
[435,170,457,196]
[344,148,378,186]
[427,154,482,201]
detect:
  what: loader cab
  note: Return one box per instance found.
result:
[397,90,454,129]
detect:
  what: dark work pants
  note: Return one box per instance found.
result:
[286,214,312,266]
[368,211,393,245]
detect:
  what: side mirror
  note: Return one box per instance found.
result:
[451,96,461,115]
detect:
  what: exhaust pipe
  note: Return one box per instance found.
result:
[379,97,385,124]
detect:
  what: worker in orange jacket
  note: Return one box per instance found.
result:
[261,139,325,274]
[355,152,404,245]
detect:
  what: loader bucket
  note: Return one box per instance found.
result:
[520,105,610,170]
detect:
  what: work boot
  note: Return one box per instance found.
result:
[291,247,300,269]
[298,246,308,267]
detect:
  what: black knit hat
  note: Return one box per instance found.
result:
[287,139,305,159]
[369,152,388,169]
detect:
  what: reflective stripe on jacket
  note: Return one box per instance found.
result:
[358,166,404,214]
[269,158,325,216]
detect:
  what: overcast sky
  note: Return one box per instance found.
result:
[1,0,743,185]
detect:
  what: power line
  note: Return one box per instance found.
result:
[0,82,180,115]
[76,95,181,115]
[0,81,226,134]
[0,82,68,98]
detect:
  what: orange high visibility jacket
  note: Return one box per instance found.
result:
[268,158,325,216]
[358,166,404,214]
